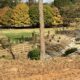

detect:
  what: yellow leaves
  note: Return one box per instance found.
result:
[10,3,30,26]
[0,3,30,26]
[15,3,29,12]
[51,7,63,25]
[0,7,10,24]
[0,3,63,26]
[0,7,10,17]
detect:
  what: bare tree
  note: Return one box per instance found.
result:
[39,0,46,59]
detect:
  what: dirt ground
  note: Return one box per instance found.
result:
[0,57,80,80]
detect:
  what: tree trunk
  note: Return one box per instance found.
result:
[39,0,45,60]
[8,44,15,59]
[9,46,15,59]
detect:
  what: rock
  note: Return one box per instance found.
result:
[46,50,62,57]
[46,44,64,57]
[68,51,80,58]
[42,53,52,60]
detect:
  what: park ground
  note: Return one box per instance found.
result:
[0,57,80,80]
[0,28,80,80]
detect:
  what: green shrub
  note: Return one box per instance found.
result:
[28,48,40,60]
[63,48,77,56]
[0,36,10,49]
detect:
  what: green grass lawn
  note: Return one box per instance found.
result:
[0,28,54,44]
[0,28,55,38]
[0,27,79,44]
[0,27,79,36]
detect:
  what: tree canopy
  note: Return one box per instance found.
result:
[29,5,63,26]
[54,0,73,8]
[0,3,30,27]
[0,0,21,8]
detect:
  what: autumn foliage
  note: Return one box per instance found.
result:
[10,3,30,27]
[0,3,63,27]
[0,7,10,25]
[0,3,30,27]
[29,5,63,26]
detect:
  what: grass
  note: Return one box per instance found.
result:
[1,29,35,43]
[0,28,54,40]
[0,27,79,35]
[0,27,79,44]
[0,28,55,44]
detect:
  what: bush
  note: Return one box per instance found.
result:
[63,48,77,56]
[0,35,10,49]
[0,38,10,49]
[0,35,15,59]
[28,48,40,60]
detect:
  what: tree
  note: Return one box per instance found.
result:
[44,5,63,26]
[60,3,80,25]
[39,0,46,59]
[29,0,34,6]
[10,3,30,27]
[71,0,80,4]
[0,0,21,8]
[29,5,39,26]
[0,7,12,26]
[0,3,30,27]
[29,5,63,26]
[54,0,73,8]
[53,0,80,26]
[28,0,37,6]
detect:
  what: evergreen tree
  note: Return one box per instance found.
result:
[29,5,63,26]
[0,0,21,8]
[54,0,72,8]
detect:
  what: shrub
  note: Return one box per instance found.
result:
[28,48,40,60]
[0,38,10,49]
[0,35,15,59]
[0,36,10,49]
[63,48,77,56]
